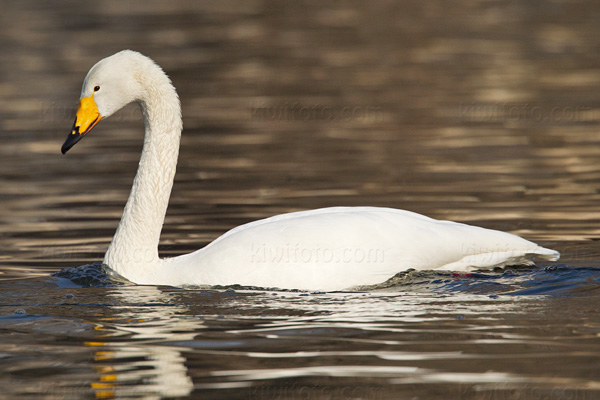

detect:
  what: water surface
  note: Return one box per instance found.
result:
[1,1,600,399]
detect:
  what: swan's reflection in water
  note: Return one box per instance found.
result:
[77,284,600,399]
[85,285,195,399]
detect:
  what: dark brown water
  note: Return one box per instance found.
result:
[1,1,600,399]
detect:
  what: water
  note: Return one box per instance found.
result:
[2,1,600,399]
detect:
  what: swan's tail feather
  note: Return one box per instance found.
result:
[496,247,560,269]
[439,246,560,271]
[529,246,560,262]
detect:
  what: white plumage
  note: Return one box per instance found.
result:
[62,50,559,291]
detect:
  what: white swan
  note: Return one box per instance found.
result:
[61,50,559,291]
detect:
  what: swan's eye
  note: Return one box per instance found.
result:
[94,86,100,92]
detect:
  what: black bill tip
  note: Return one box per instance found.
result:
[61,120,82,155]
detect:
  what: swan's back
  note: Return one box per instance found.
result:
[163,207,558,290]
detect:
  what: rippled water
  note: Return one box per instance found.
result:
[2,1,600,399]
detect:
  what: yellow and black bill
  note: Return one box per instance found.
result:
[61,95,102,154]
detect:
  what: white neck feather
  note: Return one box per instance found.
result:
[103,66,182,279]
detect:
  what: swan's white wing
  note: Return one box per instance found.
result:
[163,207,558,290]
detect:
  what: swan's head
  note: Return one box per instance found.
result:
[62,50,157,154]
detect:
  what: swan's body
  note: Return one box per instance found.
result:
[62,50,559,291]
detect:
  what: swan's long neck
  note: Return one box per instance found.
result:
[104,68,182,279]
